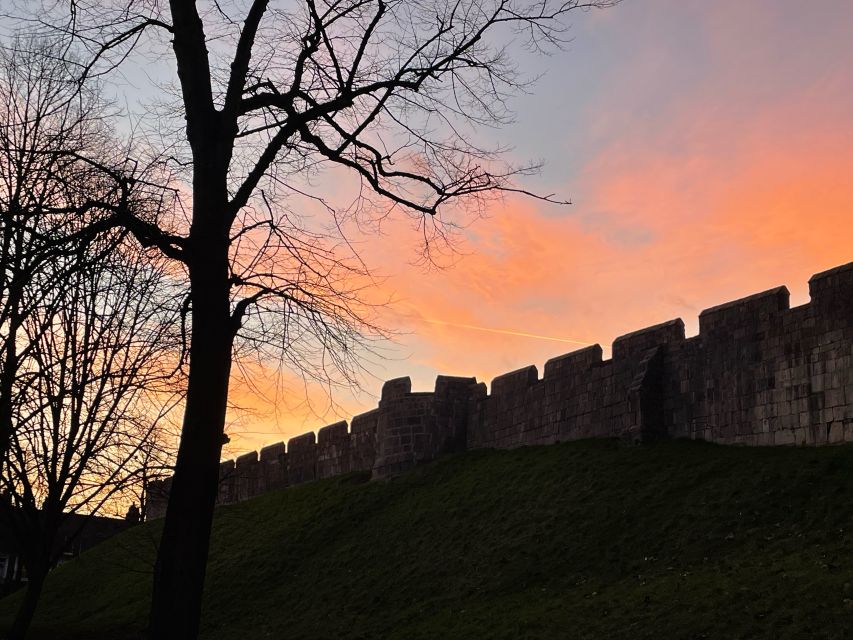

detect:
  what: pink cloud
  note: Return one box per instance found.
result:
[229,2,853,456]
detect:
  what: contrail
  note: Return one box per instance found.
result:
[421,318,610,349]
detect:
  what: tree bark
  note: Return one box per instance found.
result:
[7,560,47,640]
[0,221,23,476]
[0,304,18,472]
[147,6,234,628]
[147,236,233,640]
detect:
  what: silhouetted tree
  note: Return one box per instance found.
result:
[1,237,183,639]
[0,36,184,639]
[10,1,619,636]
[0,34,179,471]
[0,35,101,474]
[123,420,179,523]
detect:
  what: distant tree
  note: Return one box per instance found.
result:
[123,420,180,523]
[11,1,620,637]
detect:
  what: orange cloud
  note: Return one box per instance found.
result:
[228,3,853,457]
[352,61,853,395]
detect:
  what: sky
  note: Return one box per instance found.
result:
[196,1,853,457]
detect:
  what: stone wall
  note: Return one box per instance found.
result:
[664,265,853,445]
[467,320,684,449]
[145,375,483,518]
[146,261,853,519]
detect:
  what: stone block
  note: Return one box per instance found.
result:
[543,345,603,378]
[829,421,845,443]
[381,377,412,402]
[490,365,538,396]
[612,319,685,361]
[699,287,789,336]
[318,421,349,444]
[259,442,285,463]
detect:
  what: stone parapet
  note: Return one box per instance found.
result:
[146,262,853,518]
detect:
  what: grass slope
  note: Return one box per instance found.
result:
[3,439,853,639]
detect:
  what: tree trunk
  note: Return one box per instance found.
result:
[147,241,233,640]
[0,281,21,476]
[0,330,17,476]
[6,561,47,640]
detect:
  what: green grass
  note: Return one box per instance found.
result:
[3,439,853,639]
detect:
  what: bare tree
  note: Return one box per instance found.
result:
[123,419,180,523]
[0,35,101,471]
[0,33,178,470]
[8,1,620,636]
[1,236,183,639]
[0,36,184,639]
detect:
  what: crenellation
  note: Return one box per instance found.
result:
[373,389,440,478]
[236,451,258,465]
[349,408,379,474]
[318,421,348,444]
[259,442,285,462]
[543,345,603,379]
[351,409,378,433]
[218,460,237,504]
[611,319,685,361]
[145,477,171,520]
[699,287,790,338]
[808,261,853,306]
[287,432,317,485]
[259,442,287,492]
[235,451,260,501]
[380,377,412,403]
[490,365,538,396]
[146,261,853,518]
[317,421,351,479]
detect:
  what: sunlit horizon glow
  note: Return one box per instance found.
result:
[222,0,853,458]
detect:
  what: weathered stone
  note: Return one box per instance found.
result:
[146,261,853,514]
[287,432,317,485]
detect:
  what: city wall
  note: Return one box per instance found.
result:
[147,261,853,518]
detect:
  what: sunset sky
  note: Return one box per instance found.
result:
[224,0,853,456]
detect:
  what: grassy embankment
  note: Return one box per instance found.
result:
[2,439,853,639]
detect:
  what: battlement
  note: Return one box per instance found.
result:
[259,442,285,463]
[146,261,853,519]
[350,409,379,433]
[612,319,685,361]
[543,345,603,379]
[490,365,538,395]
[435,375,479,396]
[380,377,412,402]
[236,451,258,466]
[809,260,853,303]
[287,432,315,451]
[318,421,348,444]
[698,286,790,336]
